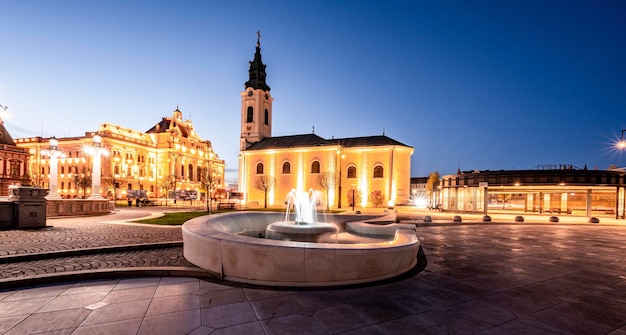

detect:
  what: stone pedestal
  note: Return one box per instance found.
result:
[8,185,49,229]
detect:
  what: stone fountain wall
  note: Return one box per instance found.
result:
[182,211,420,287]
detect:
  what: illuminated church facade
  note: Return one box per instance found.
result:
[238,36,413,208]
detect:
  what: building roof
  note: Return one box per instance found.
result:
[245,133,412,151]
[0,121,16,146]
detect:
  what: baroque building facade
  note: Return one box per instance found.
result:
[15,109,225,201]
[238,36,413,208]
[0,118,30,196]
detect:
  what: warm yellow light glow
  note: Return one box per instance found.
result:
[617,140,626,149]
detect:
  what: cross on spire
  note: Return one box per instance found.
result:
[256,30,262,46]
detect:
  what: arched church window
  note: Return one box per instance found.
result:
[256,162,264,174]
[373,165,384,178]
[282,162,290,174]
[311,161,320,174]
[347,166,357,179]
[247,107,253,123]
[264,109,269,125]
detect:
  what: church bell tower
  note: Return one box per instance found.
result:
[240,31,273,151]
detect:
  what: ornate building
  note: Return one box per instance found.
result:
[15,108,225,201]
[0,118,30,196]
[238,35,413,208]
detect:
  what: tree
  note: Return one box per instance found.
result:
[28,173,48,188]
[254,175,276,208]
[198,160,223,213]
[158,175,176,206]
[316,171,337,210]
[370,190,385,208]
[73,166,91,199]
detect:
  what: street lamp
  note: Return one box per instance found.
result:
[616,129,626,149]
[43,136,64,200]
[85,134,109,200]
[351,183,356,212]
[0,104,7,120]
[337,146,344,209]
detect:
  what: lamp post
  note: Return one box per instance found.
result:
[337,146,344,209]
[351,183,356,212]
[0,104,7,120]
[616,130,626,149]
[86,134,109,200]
[43,136,64,200]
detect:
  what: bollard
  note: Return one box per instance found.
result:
[423,215,432,223]
[453,215,462,222]
[482,215,491,222]
[588,217,600,224]
[514,216,524,223]
[549,216,559,223]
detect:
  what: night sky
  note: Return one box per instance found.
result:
[1,1,625,183]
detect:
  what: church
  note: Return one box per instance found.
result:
[238,35,413,208]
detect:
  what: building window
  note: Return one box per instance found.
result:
[188,164,194,181]
[347,166,357,179]
[264,109,269,125]
[373,165,384,178]
[282,162,291,174]
[311,161,320,174]
[247,107,254,123]
[256,162,264,174]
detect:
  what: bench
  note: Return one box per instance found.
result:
[217,202,239,210]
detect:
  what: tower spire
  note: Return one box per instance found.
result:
[245,31,270,91]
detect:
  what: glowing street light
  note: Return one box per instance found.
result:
[85,134,109,200]
[617,129,626,149]
[43,136,64,200]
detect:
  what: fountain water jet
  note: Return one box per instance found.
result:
[265,189,338,242]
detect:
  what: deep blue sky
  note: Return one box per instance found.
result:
[1,1,625,183]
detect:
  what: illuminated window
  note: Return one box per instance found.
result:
[256,162,264,174]
[347,166,357,179]
[282,162,291,174]
[247,107,254,123]
[311,161,320,174]
[373,165,384,178]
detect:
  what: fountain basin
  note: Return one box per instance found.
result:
[182,211,420,287]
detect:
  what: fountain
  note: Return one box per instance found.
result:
[182,189,420,287]
[265,189,338,242]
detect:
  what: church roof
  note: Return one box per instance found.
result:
[0,121,16,146]
[245,134,411,151]
[335,135,411,148]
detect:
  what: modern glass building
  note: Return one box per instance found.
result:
[440,166,626,219]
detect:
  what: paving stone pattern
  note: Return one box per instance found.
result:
[1,209,626,334]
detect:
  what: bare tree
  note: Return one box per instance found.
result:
[72,166,91,199]
[29,173,48,188]
[316,171,337,210]
[158,175,176,206]
[254,175,276,209]
[198,160,223,213]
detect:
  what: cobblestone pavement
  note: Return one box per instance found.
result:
[0,207,207,286]
[1,209,626,334]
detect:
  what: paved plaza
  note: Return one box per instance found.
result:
[0,208,625,334]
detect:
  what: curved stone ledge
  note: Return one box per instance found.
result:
[182,211,420,287]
